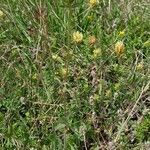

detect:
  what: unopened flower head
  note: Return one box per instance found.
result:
[0,10,4,18]
[114,83,120,91]
[105,89,111,98]
[115,41,125,56]
[118,30,125,37]
[60,68,67,78]
[73,31,83,43]
[136,62,144,71]
[89,0,99,7]
[52,54,62,62]
[87,15,93,21]
[32,73,37,80]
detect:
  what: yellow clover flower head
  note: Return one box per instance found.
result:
[0,10,4,18]
[115,41,125,56]
[73,31,83,43]
[93,48,102,58]
[89,0,99,7]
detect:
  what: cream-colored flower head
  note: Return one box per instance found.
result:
[0,10,4,18]
[89,0,99,7]
[73,31,83,43]
[115,41,125,56]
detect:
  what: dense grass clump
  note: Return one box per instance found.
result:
[0,0,149,149]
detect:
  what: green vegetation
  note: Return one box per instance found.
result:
[0,0,149,149]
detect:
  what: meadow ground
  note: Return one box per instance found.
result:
[0,0,150,149]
